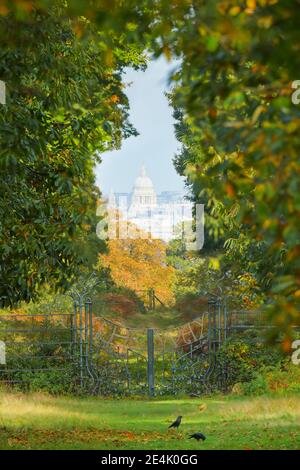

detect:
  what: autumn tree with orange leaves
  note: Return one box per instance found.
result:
[100,235,175,307]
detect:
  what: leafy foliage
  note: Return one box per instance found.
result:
[100,232,175,306]
[217,330,285,392]
[164,1,300,340]
[0,2,145,306]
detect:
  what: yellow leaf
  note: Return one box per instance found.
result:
[258,16,273,28]
[209,257,220,270]
[263,219,272,229]
[229,6,241,16]
[247,0,256,9]
[163,44,172,62]
[105,48,114,67]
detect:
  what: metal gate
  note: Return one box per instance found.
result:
[0,293,264,395]
[90,294,229,396]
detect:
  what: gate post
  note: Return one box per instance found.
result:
[147,328,155,397]
[71,300,77,357]
[152,289,156,310]
[223,296,227,342]
[79,300,84,388]
[88,299,93,358]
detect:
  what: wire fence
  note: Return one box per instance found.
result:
[0,312,75,389]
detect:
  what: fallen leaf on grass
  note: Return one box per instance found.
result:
[2,427,171,447]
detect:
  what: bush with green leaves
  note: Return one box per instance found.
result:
[216,331,285,392]
[240,372,269,397]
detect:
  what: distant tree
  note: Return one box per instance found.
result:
[100,225,175,306]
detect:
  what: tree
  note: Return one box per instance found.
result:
[100,228,175,306]
[164,0,300,341]
[0,2,145,306]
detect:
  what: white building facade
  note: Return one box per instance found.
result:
[107,166,193,242]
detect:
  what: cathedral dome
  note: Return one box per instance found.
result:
[133,166,154,190]
[131,165,157,208]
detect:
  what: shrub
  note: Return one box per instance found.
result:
[216,332,285,391]
[20,367,76,395]
[241,372,268,396]
[265,361,300,394]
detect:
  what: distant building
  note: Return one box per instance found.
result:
[106,166,193,242]
[131,165,157,208]
[157,191,184,205]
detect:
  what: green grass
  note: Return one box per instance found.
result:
[1,392,300,449]
[93,305,192,329]
[121,309,186,329]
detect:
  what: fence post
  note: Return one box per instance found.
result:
[84,300,90,375]
[147,328,155,397]
[0,341,6,365]
[224,297,227,342]
[79,300,84,388]
[148,289,153,310]
[217,299,221,348]
[152,289,156,310]
[88,299,93,359]
[208,298,213,354]
[71,301,76,357]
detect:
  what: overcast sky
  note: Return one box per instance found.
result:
[95,57,186,195]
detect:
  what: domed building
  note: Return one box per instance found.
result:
[130,165,157,209]
[128,165,180,240]
[108,165,192,242]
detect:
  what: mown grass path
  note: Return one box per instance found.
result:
[0,392,300,449]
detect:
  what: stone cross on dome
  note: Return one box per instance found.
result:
[140,164,146,177]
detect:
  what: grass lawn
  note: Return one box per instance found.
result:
[96,307,194,329]
[0,392,300,450]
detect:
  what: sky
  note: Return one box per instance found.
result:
[95,57,186,196]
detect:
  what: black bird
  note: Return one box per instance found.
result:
[189,432,206,441]
[168,415,182,429]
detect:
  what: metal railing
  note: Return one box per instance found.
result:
[0,293,272,396]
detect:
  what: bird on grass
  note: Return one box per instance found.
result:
[189,432,206,441]
[168,415,182,430]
